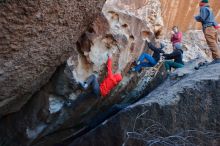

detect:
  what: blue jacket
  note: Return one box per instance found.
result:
[195,6,218,29]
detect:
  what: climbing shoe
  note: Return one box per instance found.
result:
[64,99,74,108]
[136,61,140,65]
[194,61,208,70]
[128,67,136,74]
[79,82,88,89]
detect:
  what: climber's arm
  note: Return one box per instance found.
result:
[148,42,160,53]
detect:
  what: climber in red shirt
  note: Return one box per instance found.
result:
[170,26,182,46]
[79,53,123,98]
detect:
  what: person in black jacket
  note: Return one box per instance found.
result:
[163,43,184,72]
[131,40,165,72]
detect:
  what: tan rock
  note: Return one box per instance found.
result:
[161,0,220,32]
[69,0,164,82]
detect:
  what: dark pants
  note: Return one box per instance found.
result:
[84,75,100,97]
[134,53,157,72]
[164,61,184,71]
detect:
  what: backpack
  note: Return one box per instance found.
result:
[203,7,219,30]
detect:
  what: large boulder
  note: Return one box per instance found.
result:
[68,0,164,83]
[69,62,220,146]
[0,0,217,146]
[0,0,165,146]
[0,0,106,116]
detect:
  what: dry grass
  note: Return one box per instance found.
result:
[123,110,220,146]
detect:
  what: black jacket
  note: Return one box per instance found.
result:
[147,42,165,62]
[164,49,184,65]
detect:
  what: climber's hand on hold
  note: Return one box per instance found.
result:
[171,31,175,35]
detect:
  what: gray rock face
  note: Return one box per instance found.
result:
[0,0,106,116]
[0,62,166,146]
[0,0,218,146]
[69,63,220,146]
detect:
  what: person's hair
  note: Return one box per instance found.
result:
[172,26,178,30]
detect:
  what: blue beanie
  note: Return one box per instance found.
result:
[174,43,182,50]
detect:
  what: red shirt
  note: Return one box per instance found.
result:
[171,32,182,45]
[99,58,122,97]
[214,24,220,29]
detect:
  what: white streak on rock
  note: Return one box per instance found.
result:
[49,96,64,114]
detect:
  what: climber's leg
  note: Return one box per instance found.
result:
[80,74,100,97]
[137,53,157,66]
[169,62,184,69]
[165,61,184,71]
[90,75,100,97]
[79,75,95,90]
[164,61,172,71]
[132,53,157,72]
[204,26,220,59]
[133,62,154,72]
